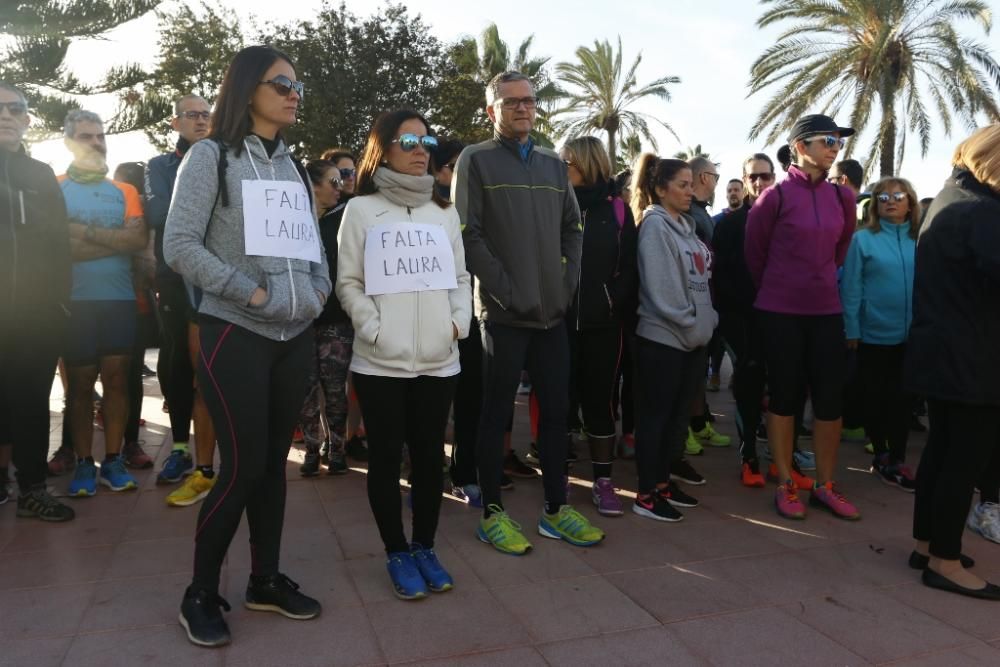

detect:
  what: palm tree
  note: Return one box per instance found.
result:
[747,0,1000,178]
[620,133,643,171]
[553,37,681,167]
[674,144,711,160]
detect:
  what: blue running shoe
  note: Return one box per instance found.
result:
[386,551,428,600]
[158,449,193,485]
[99,457,138,492]
[452,483,483,508]
[793,449,817,471]
[68,459,97,497]
[410,544,454,593]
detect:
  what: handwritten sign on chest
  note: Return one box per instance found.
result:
[242,179,322,263]
[363,222,457,296]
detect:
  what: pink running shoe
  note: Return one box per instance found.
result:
[775,480,806,519]
[592,478,624,516]
[122,440,154,469]
[810,482,860,520]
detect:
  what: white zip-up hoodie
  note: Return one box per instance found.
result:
[336,192,472,378]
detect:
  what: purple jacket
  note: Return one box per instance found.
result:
[744,165,855,315]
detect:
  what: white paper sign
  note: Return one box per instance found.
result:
[364,222,458,296]
[242,179,322,263]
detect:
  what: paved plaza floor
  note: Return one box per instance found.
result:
[3,356,1000,666]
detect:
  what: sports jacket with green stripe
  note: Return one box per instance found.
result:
[453,132,582,329]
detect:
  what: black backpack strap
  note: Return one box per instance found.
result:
[214,139,230,208]
[774,181,783,220]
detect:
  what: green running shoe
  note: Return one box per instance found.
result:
[685,429,704,456]
[538,505,605,546]
[693,423,731,447]
[477,505,532,555]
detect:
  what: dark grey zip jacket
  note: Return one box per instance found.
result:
[163,136,332,342]
[453,133,582,329]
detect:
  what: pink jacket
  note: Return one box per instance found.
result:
[744,165,855,315]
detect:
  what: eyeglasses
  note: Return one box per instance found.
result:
[498,96,538,110]
[704,172,720,181]
[804,135,847,149]
[0,101,27,117]
[746,172,774,182]
[259,75,305,99]
[178,110,210,121]
[339,167,356,179]
[392,133,438,152]
[876,192,907,203]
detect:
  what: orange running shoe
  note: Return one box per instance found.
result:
[741,460,766,488]
[767,463,814,491]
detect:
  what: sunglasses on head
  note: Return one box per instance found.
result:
[877,192,907,203]
[339,167,356,179]
[804,135,847,149]
[0,101,27,117]
[392,133,438,152]
[259,74,304,99]
[746,172,774,182]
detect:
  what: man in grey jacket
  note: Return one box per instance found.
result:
[454,71,604,555]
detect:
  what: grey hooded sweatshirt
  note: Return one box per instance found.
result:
[636,204,718,351]
[163,136,331,341]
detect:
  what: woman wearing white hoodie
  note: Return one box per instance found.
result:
[336,110,471,600]
[629,155,718,523]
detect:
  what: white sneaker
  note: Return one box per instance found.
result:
[968,502,1000,544]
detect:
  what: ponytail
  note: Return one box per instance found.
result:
[630,153,690,224]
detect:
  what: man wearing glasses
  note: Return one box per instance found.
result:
[0,82,75,520]
[144,95,219,506]
[454,71,604,555]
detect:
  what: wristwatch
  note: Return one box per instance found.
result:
[84,224,97,242]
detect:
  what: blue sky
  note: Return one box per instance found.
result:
[28,0,1000,203]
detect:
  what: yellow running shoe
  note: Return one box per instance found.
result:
[693,423,731,447]
[166,470,216,507]
[685,429,704,456]
[477,505,532,555]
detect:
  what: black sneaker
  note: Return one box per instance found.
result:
[500,473,515,490]
[319,441,330,465]
[244,573,321,620]
[661,482,699,508]
[669,459,706,486]
[632,493,684,522]
[16,485,75,522]
[0,482,8,506]
[327,450,349,475]
[299,450,321,477]
[503,450,537,478]
[345,435,369,462]
[179,586,231,648]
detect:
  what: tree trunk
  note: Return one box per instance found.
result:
[878,77,898,177]
[607,126,618,172]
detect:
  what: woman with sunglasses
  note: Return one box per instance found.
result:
[629,154,717,522]
[840,177,921,492]
[337,110,471,600]
[907,124,1000,599]
[163,46,328,647]
[560,136,637,516]
[744,114,858,521]
[297,160,354,476]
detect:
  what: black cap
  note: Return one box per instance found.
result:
[788,114,855,144]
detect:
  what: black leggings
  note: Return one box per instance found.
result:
[978,445,1000,506]
[758,310,846,420]
[719,310,766,461]
[191,320,312,594]
[858,343,911,462]
[477,320,570,513]
[354,373,457,553]
[450,319,482,487]
[157,281,195,443]
[633,336,706,493]
[913,399,1000,560]
[568,326,623,438]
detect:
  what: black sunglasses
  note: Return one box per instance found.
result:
[259,75,305,99]
[329,176,344,189]
[746,172,774,182]
[877,192,907,203]
[0,101,27,117]
[339,167,356,179]
[392,133,438,152]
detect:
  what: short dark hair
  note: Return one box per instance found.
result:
[919,197,934,206]
[355,109,448,209]
[304,159,335,186]
[743,153,775,175]
[486,71,532,105]
[321,147,355,164]
[113,162,145,193]
[727,178,743,187]
[834,159,863,189]
[431,138,465,173]
[210,45,295,155]
[776,145,792,171]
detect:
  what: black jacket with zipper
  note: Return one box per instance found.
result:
[710,201,757,315]
[566,180,637,330]
[904,169,1000,406]
[0,146,71,330]
[314,195,352,326]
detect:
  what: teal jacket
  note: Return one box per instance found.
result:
[840,220,915,344]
